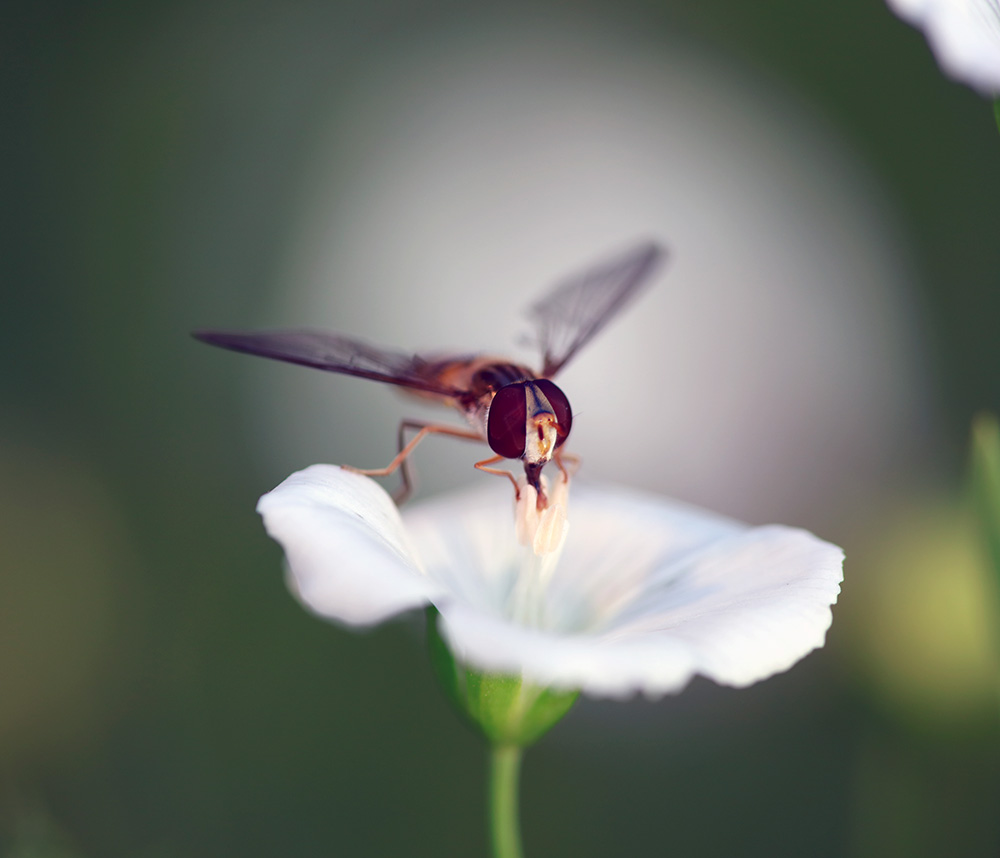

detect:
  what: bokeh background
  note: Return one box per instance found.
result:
[4,1,1000,856]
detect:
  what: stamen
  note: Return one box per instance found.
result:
[514,474,569,556]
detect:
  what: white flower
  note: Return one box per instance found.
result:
[887,0,1000,94]
[258,465,844,699]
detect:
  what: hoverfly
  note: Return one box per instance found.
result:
[194,241,664,507]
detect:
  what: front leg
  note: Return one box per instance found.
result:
[554,448,581,483]
[474,454,521,499]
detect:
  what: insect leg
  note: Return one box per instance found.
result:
[554,448,582,483]
[474,455,521,498]
[394,419,422,503]
[392,420,483,504]
[344,421,482,505]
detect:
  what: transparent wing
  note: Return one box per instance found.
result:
[192,329,466,397]
[528,241,666,377]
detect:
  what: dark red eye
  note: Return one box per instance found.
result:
[534,379,572,447]
[487,383,527,459]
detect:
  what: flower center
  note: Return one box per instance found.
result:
[504,474,571,628]
[514,474,569,556]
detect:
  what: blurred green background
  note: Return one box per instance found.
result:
[3,1,1000,856]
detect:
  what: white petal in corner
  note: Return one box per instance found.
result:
[257,465,445,625]
[887,0,1000,94]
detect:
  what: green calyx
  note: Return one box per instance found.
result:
[426,608,579,747]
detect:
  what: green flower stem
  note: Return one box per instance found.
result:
[970,414,1000,612]
[994,99,1000,137]
[489,745,524,858]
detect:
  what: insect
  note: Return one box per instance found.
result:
[194,241,665,507]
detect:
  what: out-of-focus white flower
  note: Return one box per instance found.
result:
[258,465,843,698]
[888,0,1000,94]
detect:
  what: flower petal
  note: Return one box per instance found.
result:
[262,468,843,698]
[887,0,1000,94]
[257,465,444,625]
[409,484,843,698]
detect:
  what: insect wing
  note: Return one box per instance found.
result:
[528,241,665,377]
[192,328,466,397]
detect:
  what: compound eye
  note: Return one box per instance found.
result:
[487,383,527,459]
[534,379,572,447]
